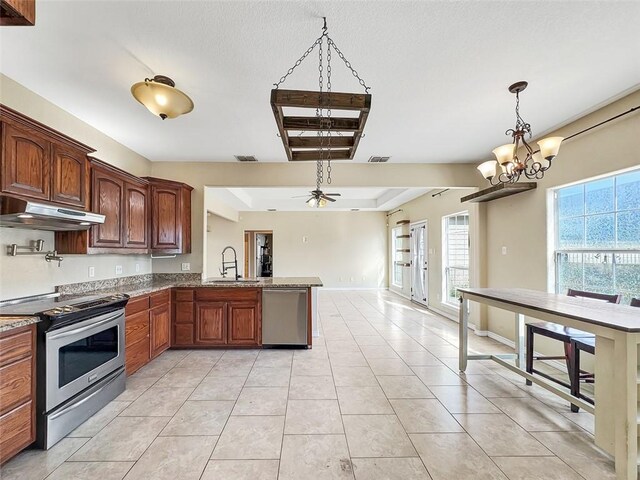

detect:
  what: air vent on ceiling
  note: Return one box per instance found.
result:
[235,155,257,162]
[267,209,277,212]
[350,208,360,211]
[368,156,390,163]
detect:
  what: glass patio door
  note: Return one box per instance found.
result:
[411,222,428,306]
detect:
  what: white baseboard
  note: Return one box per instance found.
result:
[321,287,388,291]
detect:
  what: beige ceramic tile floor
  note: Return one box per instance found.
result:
[1,290,617,480]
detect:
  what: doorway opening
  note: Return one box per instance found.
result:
[244,230,273,278]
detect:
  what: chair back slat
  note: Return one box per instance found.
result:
[631,298,640,308]
[567,289,622,304]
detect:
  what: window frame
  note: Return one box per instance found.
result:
[442,211,470,308]
[550,168,640,302]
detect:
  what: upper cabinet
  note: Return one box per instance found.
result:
[56,159,150,254]
[0,0,36,26]
[145,177,192,254]
[0,105,94,208]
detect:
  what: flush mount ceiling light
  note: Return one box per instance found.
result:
[131,75,194,120]
[477,81,563,185]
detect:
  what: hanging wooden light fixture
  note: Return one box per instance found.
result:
[270,18,371,166]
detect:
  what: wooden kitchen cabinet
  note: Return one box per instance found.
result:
[0,0,36,26]
[0,325,36,465]
[51,143,89,209]
[145,177,193,254]
[1,105,94,207]
[173,288,261,347]
[150,290,171,358]
[56,159,150,254]
[1,122,50,201]
[195,302,226,345]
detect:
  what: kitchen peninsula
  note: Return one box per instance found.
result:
[55,274,322,375]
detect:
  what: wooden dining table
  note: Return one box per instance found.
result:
[457,287,640,480]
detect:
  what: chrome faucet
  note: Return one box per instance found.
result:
[220,246,240,280]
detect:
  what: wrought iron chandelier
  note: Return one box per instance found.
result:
[271,17,371,192]
[477,81,563,185]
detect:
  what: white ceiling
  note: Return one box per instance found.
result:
[1,1,639,164]
[206,187,433,212]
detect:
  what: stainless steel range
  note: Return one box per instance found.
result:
[0,292,129,449]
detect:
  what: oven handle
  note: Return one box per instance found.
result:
[46,311,122,341]
[48,369,123,420]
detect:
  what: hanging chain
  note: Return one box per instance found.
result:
[326,35,332,185]
[273,36,323,89]
[327,38,370,93]
[316,30,325,189]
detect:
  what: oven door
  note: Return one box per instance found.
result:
[45,308,125,411]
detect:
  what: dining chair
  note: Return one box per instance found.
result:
[525,289,621,412]
[631,298,640,307]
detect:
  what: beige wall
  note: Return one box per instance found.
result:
[150,161,479,276]
[0,74,152,299]
[483,90,640,351]
[206,211,388,288]
[387,188,484,329]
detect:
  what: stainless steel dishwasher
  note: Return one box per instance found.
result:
[262,288,308,346]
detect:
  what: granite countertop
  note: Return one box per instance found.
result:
[58,275,323,300]
[0,316,40,333]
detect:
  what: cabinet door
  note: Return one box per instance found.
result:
[149,304,170,359]
[51,143,88,208]
[124,182,149,249]
[150,184,181,252]
[227,301,260,346]
[91,168,124,248]
[2,122,50,200]
[195,302,226,345]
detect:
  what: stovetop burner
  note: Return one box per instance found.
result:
[0,292,129,330]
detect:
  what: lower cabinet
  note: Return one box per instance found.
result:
[125,289,171,375]
[172,288,261,347]
[0,325,36,465]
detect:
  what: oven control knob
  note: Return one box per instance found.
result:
[62,305,74,312]
[51,307,63,314]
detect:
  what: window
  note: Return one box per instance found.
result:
[554,169,640,303]
[391,227,404,287]
[443,212,469,305]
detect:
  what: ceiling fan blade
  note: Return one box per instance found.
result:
[321,195,337,202]
[324,193,341,196]
[291,195,311,198]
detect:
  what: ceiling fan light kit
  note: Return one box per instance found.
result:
[131,75,194,120]
[477,81,563,185]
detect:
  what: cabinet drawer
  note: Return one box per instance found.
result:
[150,289,170,308]
[0,357,32,415]
[0,401,34,464]
[125,310,149,347]
[173,289,194,302]
[0,328,33,367]
[195,288,260,302]
[125,338,150,375]
[125,295,150,316]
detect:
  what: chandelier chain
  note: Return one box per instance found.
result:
[326,36,332,185]
[327,38,370,93]
[273,36,323,89]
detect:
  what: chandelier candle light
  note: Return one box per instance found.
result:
[131,75,194,120]
[478,81,563,185]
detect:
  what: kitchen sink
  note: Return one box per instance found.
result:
[205,278,259,284]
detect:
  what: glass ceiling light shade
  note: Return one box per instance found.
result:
[477,160,498,180]
[131,75,194,120]
[537,136,564,160]
[478,81,563,186]
[492,144,515,166]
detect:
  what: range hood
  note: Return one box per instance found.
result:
[0,196,105,231]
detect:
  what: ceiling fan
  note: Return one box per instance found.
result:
[293,189,341,208]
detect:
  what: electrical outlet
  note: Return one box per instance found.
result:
[181,262,191,271]
[115,265,123,275]
[88,266,95,278]
[135,263,140,273]
[501,246,508,255]
[302,236,308,243]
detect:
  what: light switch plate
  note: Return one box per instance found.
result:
[135,263,140,273]
[88,266,95,278]
[501,246,508,255]
[115,265,123,275]
[181,262,191,271]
